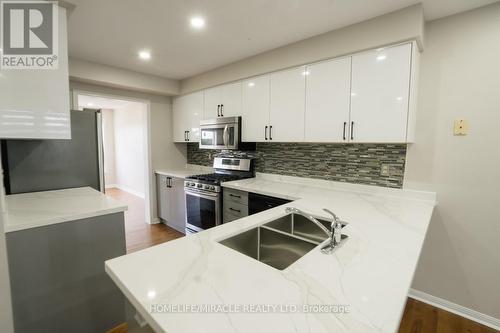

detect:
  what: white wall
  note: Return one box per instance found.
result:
[181,4,424,93]
[101,109,117,186]
[112,102,147,197]
[405,2,500,320]
[69,58,180,96]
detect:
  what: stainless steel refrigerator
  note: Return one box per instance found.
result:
[1,109,104,194]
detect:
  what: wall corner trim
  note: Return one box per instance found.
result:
[408,289,500,331]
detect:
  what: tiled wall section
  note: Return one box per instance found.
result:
[187,143,407,188]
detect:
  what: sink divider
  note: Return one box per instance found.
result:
[259,225,322,246]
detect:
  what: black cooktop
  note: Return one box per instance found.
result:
[186,173,247,185]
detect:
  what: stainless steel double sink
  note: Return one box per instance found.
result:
[219,213,347,270]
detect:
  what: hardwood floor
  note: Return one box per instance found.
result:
[105,189,498,333]
[399,298,498,333]
[105,188,183,253]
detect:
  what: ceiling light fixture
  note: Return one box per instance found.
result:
[190,16,205,29]
[138,50,151,60]
[376,54,387,61]
[87,103,94,107]
[248,82,255,87]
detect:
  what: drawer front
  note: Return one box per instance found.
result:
[223,201,248,219]
[223,188,248,205]
[223,211,240,224]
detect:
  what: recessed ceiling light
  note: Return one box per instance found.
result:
[87,103,94,107]
[138,50,151,60]
[376,54,387,61]
[248,82,255,87]
[190,16,205,29]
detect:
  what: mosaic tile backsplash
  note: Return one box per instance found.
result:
[187,143,407,188]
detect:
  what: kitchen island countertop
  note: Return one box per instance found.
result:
[106,174,436,333]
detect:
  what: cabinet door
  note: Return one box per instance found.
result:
[269,67,306,142]
[220,82,242,117]
[305,58,351,142]
[173,92,203,142]
[203,86,221,119]
[156,175,171,221]
[0,7,70,139]
[241,75,270,142]
[168,177,186,233]
[172,96,189,142]
[350,43,412,142]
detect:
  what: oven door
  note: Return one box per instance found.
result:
[199,123,238,150]
[185,188,221,232]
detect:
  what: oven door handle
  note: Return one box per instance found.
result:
[223,125,229,148]
[185,189,219,199]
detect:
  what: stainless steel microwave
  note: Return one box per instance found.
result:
[199,117,241,150]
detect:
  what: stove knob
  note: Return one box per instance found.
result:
[210,186,215,191]
[197,184,202,188]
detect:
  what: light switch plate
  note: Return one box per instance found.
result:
[454,119,468,135]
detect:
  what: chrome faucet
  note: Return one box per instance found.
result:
[285,207,344,254]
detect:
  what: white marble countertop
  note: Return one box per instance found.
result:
[106,174,436,333]
[3,187,127,233]
[155,164,213,179]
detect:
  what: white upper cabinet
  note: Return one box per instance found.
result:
[203,87,221,119]
[350,43,413,143]
[173,42,418,145]
[304,57,352,142]
[220,82,242,117]
[203,82,242,119]
[173,92,203,142]
[269,67,306,142]
[241,75,270,142]
[0,6,70,139]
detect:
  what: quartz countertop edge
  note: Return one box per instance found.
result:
[155,165,213,179]
[3,187,128,233]
[105,175,436,333]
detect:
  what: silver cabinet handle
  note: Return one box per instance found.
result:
[265,126,268,140]
[343,122,347,141]
[217,105,220,117]
[269,125,273,140]
[350,121,354,140]
[220,104,224,117]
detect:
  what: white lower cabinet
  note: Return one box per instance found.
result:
[269,67,306,142]
[350,43,413,143]
[305,57,352,142]
[157,174,186,233]
[241,75,270,142]
[172,92,203,142]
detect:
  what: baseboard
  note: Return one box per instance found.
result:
[409,289,500,330]
[112,185,145,199]
[105,184,118,189]
[149,217,160,224]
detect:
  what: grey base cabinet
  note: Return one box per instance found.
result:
[223,188,249,223]
[6,213,127,333]
[157,174,186,233]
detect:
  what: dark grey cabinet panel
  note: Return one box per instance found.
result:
[6,213,126,333]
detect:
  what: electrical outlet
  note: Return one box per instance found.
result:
[454,119,468,135]
[380,164,390,176]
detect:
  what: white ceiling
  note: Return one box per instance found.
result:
[67,0,499,80]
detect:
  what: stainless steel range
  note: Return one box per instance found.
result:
[184,157,255,234]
